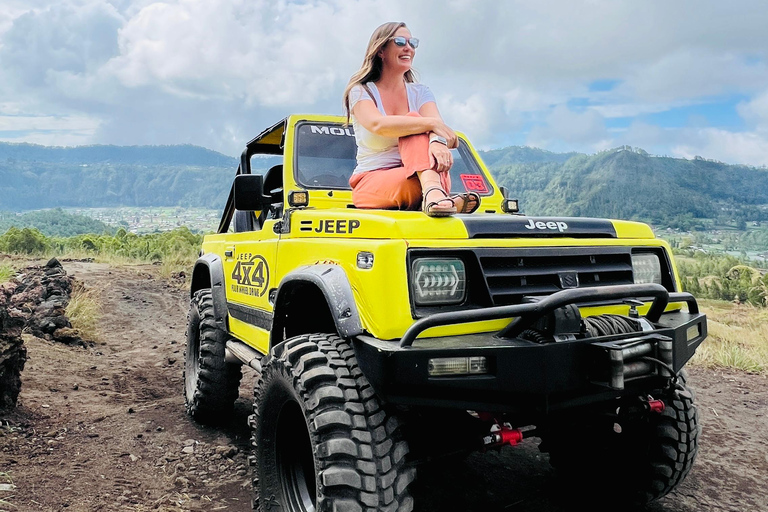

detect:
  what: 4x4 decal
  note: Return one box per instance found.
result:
[231,254,270,297]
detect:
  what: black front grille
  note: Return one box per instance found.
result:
[476,247,634,305]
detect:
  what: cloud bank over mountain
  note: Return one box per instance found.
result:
[2,0,768,166]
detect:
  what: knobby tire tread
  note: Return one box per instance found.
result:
[251,333,415,512]
[184,289,242,423]
[545,383,699,505]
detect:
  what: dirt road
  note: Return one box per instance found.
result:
[1,261,766,511]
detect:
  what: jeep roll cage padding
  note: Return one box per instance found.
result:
[271,265,362,347]
[190,253,229,330]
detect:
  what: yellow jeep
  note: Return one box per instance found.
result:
[184,114,707,511]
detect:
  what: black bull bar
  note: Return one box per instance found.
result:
[353,284,707,411]
[399,283,695,347]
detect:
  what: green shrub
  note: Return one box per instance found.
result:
[0,226,203,269]
[0,227,49,254]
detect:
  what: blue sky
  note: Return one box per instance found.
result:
[2,0,768,166]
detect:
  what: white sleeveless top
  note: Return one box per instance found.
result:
[348,82,436,174]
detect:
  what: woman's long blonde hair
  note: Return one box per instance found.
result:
[342,22,416,122]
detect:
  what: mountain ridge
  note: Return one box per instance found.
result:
[2,141,767,229]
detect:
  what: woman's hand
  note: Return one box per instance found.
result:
[431,123,459,148]
[419,102,459,148]
[429,141,453,173]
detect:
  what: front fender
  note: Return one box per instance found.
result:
[191,253,229,331]
[275,264,362,339]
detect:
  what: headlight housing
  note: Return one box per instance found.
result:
[411,258,466,306]
[631,253,662,284]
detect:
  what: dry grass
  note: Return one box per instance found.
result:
[65,281,102,342]
[691,299,768,374]
[0,471,16,509]
[156,255,194,289]
[0,263,16,283]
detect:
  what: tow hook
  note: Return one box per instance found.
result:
[482,424,525,449]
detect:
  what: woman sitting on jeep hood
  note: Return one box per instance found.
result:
[342,21,480,217]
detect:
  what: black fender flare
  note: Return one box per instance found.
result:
[190,253,229,330]
[273,264,362,343]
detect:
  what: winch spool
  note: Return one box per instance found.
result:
[519,307,644,344]
[582,314,643,337]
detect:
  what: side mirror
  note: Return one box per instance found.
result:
[234,174,266,211]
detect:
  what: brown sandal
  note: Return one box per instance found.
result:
[451,191,481,214]
[422,186,457,217]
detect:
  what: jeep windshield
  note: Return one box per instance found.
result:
[294,121,494,196]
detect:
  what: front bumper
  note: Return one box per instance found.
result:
[352,284,707,414]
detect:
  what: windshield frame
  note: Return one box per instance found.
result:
[292,120,495,196]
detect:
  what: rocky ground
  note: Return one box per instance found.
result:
[0,261,766,511]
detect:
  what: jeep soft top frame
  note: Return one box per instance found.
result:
[217,119,286,234]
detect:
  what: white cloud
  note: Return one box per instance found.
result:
[616,49,768,103]
[671,128,768,167]
[1,0,768,163]
[737,90,768,134]
[527,104,609,150]
[106,0,375,107]
[0,113,99,133]
[438,93,505,145]
[0,1,123,86]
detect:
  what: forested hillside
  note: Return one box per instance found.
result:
[0,142,277,210]
[0,209,115,237]
[2,141,768,229]
[492,147,768,229]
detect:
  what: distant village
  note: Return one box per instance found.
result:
[66,207,220,234]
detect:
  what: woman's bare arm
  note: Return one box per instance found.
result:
[352,100,442,138]
[419,102,458,148]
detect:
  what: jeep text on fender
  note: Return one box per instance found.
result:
[184,114,707,512]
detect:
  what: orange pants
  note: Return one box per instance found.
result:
[349,113,451,210]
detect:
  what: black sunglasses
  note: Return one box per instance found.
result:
[391,36,419,49]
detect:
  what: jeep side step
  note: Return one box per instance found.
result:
[225,339,263,373]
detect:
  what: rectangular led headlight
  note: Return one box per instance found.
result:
[411,258,466,306]
[631,253,662,285]
[428,356,488,377]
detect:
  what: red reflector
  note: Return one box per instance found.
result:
[648,399,665,413]
[500,428,524,446]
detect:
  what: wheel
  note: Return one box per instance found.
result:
[542,382,700,505]
[184,288,242,423]
[250,333,415,512]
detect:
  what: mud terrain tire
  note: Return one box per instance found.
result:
[544,382,700,505]
[250,333,415,512]
[184,288,242,423]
